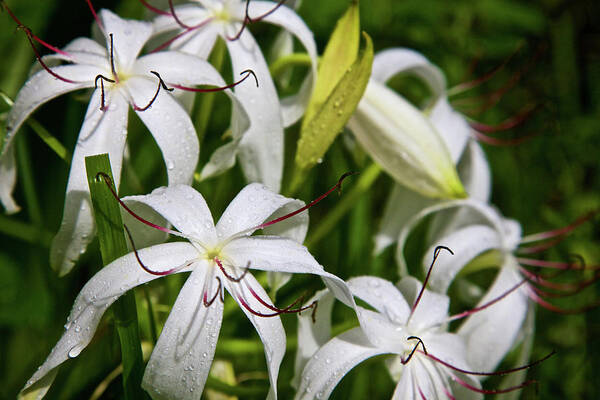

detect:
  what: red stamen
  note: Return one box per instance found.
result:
[521,267,600,292]
[131,70,174,112]
[237,285,316,317]
[442,386,456,400]
[226,0,288,42]
[96,172,180,237]
[447,278,527,322]
[517,236,565,254]
[527,288,600,314]
[149,18,214,53]
[214,258,249,282]
[473,129,537,146]
[169,69,258,93]
[517,257,588,270]
[423,350,555,377]
[520,210,598,244]
[203,277,224,306]
[124,224,192,276]
[470,104,537,133]
[417,386,427,400]
[251,172,358,232]
[85,0,103,32]
[409,246,453,320]
[168,0,192,29]
[139,0,172,16]
[451,372,537,395]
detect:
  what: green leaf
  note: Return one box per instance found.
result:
[291,32,373,192]
[302,0,360,126]
[85,154,148,400]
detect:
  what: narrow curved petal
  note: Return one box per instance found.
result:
[228,273,285,400]
[0,144,19,214]
[216,183,300,237]
[41,37,109,67]
[173,23,219,60]
[123,185,217,245]
[295,327,387,400]
[143,265,223,400]
[397,277,450,331]
[354,307,405,353]
[20,242,198,398]
[422,225,503,293]
[199,139,241,180]
[50,91,129,276]
[347,276,410,322]
[429,98,471,163]
[458,140,491,202]
[99,9,153,71]
[457,259,529,372]
[372,48,446,102]
[126,76,199,186]
[292,289,334,389]
[152,5,210,35]
[374,183,438,255]
[226,31,284,192]
[251,1,318,126]
[3,65,100,156]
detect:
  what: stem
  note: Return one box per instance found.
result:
[85,154,148,400]
[306,163,381,248]
[0,214,52,246]
[142,286,158,344]
[269,52,314,79]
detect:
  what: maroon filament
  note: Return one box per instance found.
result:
[226,0,288,41]
[203,277,224,306]
[139,0,172,16]
[237,286,316,318]
[94,74,115,111]
[214,258,249,282]
[85,0,103,31]
[409,246,453,318]
[131,70,174,112]
[401,336,427,365]
[169,69,258,93]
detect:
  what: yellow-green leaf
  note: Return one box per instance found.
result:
[302,0,360,126]
[292,32,373,191]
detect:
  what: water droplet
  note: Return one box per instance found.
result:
[202,352,208,358]
[68,344,84,358]
[166,159,175,170]
[75,326,81,333]
[317,158,323,164]
[316,392,324,399]
[206,318,213,325]
[189,387,194,392]
[325,358,331,364]
[305,386,312,394]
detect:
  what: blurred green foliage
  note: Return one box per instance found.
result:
[0,0,599,399]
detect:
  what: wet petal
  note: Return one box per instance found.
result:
[20,242,198,398]
[347,276,410,322]
[458,259,529,372]
[123,185,217,245]
[50,91,129,276]
[295,327,387,400]
[226,32,284,192]
[228,273,285,400]
[126,76,199,186]
[143,266,223,400]
[429,98,471,163]
[99,9,153,72]
[0,145,19,214]
[397,276,450,331]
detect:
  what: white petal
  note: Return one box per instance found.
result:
[251,1,318,126]
[395,198,506,276]
[99,9,153,72]
[354,307,405,353]
[292,289,335,389]
[423,225,503,293]
[347,276,410,323]
[50,91,129,275]
[123,185,217,245]
[459,140,491,202]
[429,98,471,163]
[228,273,285,400]
[458,258,529,372]
[215,183,299,237]
[40,37,109,68]
[372,48,446,101]
[20,242,198,398]
[126,76,199,186]
[3,65,99,156]
[143,266,223,400]
[226,32,284,192]
[397,276,450,331]
[0,144,19,214]
[295,327,387,400]
[347,79,462,199]
[199,140,241,180]
[374,183,438,254]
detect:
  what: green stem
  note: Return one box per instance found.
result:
[306,163,382,248]
[143,286,158,345]
[269,52,314,79]
[205,376,267,396]
[0,214,52,246]
[16,134,42,225]
[85,154,147,400]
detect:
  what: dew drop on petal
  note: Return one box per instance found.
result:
[68,343,85,358]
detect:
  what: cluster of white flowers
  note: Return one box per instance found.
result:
[2,1,595,399]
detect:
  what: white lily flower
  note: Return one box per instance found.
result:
[295,275,485,400]
[347,48,467,201]
[368,48,491,254]
[0,9,249,275]
[150,0,318,192]
[20,182,355,400]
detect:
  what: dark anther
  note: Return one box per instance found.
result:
[401,336,427,364]
[109,33,118,82]
[94,74,116,111]
[227,0,288,42]
[337,171,359,195]
[132,71,174,112]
